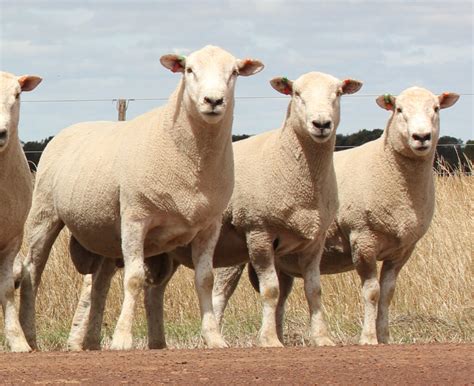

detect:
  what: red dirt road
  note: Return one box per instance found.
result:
[0,343,472,384]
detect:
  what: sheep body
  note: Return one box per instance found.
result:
[19,46,264,350]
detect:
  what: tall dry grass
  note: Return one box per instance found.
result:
[1,168,472,350]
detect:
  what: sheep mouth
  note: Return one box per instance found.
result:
[414,145,430,152]
[202,111,222,117]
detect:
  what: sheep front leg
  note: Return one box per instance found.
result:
[0,241,31,352]
[191,221,227,348]
[299,250,334,346]
[212,264,245,329]
[376,251,411,344]
[110,219,147,350]
[247,231,283,347]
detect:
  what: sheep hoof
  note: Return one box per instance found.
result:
[110,334,133,350]
[10,340,32,353]
[258,336,284,348]
[312,336,336,347]
[205,337,228,349]
[66,340,83,351]
[148,341,167,350]
[359,335,378,345]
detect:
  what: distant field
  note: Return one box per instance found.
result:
[1,170,472,351]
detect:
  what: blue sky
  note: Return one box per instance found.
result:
[1,0,472,142]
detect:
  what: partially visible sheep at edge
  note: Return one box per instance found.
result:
[18,45,264,351]
[0,71,42,352]
[214,87,460,345]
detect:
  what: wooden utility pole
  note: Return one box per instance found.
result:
[117,99,127,121]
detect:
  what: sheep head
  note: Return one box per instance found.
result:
[376,87,460,158]
[0,72,42,152]
[160,45,264,125]
[271,72,362,143]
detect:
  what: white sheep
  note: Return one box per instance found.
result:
[0,71,42,352]
[19,45,264,350]
[213,86,460,345]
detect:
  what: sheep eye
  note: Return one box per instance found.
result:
[15,93,20,99]
[336,90,342,97]
[232,69,239,76]
[186,68,193,74]
[294,91,301,98]
[396,107,403,113]
[434,106,440,112]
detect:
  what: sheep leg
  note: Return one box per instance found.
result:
[300,250,335,346]
[0,239,31,352]
[212,264,245,329]
[145,259,179,349]
[68,258,117,351]
[376,252,411,344]
[110,219,147,350]
[352,238,379,345]
[191,220,227,348]
[276,270,294,344]
[247,231,283,347]
[20,216,64,349]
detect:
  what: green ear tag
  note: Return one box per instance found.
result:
[178,55,186,63]
[282,77,289,84]
[383,93,392,104]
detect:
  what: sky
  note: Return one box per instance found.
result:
[1,0,473,142]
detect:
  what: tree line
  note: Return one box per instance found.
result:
[23,129,473,173]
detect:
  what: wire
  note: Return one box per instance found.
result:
[21,93,474,103]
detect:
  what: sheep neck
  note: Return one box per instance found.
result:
[160,79,234,174]
[377,120,435,212]
[277,114,336,190]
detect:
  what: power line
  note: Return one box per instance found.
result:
[21,93,474,103]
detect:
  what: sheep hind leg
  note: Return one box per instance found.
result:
[145,255,179,349]
[192,221,227,348]
[0,239,31,352]
[376,253,411,344]
[212,264,245,329]
[275,270,294,344]
[247,231,283,348]
[68,258,117,351]
[300,251,334,346]
[20,215,64,349]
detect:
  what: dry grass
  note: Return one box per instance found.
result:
[1,169,472,350]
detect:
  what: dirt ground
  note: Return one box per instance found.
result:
[0,343,472,384]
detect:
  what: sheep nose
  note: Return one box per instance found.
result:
[312,119,332,129]
[412,133,431,142]
[204,96,224,108]
[0,129,7,140]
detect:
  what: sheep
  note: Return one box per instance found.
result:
[19,45,264,351]
[212,86,460,345]
[0,71,42,352]
[69,71,362,350]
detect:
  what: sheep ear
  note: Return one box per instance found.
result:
[376,94,396,111]
[160,54,186,73]
[341,79,363,95]
[237,58,264,77]
[18,75,42,92]
[270,77,293,95]
[438,92,460,109]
